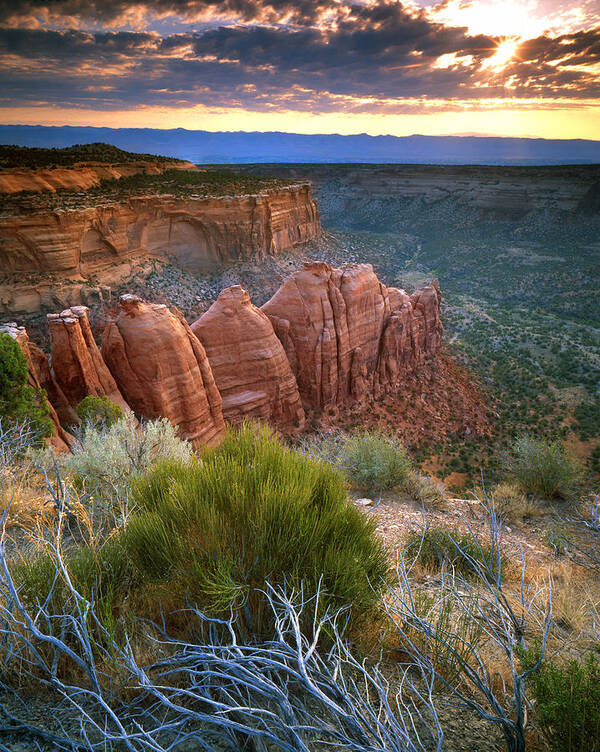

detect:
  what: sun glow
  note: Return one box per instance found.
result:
[430,0,547,38]
[483,38,520,70]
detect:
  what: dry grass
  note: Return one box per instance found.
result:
[0,464,54,529]
[491,481,545,523]
[402,470,446,508]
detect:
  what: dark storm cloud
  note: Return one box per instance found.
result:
[0,0,333,26]
[0,0,598,112]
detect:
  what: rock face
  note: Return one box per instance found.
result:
[191,286,305,429]
[47,306,129,414]
[262,262,443,409]
[2,261,447,448]
[101,295,225,445]
[0,185,320,279]
[376,282,443,394]
[0,322,74,451]
[0,160,195,195]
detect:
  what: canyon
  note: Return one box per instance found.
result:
[5,262,471,447]
[0,183,320,315]
[226,163,600,232]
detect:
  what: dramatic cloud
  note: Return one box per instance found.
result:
[0,0,598,130]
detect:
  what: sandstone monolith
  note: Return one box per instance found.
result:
[102,295,225,445]
[191,286,305,429]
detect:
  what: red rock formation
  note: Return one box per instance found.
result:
[262,262,443,409]
[47,306,129,414]
[191,286,305,429]
[0,322,73,451]
[0,185,320,279]
[0,160,196,195]
[375,282,443,394]
[261,262,385,408]
[101,295,225,445]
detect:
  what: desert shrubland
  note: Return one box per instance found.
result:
[0,419,599,751]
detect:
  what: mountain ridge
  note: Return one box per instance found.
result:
[1,125,599,165]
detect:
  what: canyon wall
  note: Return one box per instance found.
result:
[0,184,320,278]
[0,160,195,195]
[228,164,600,229]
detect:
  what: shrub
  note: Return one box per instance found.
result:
[337,431,412,492]
[504,435,582,500]
[527,653,600,752]
[0,333,53,444]
[403,526,499,580]
[76,395,123,428]
[591,445,600,474]
[541,524,573,557]
[64,416,193,505]
[119,423,387,634]
[491,481,542,522]
[402,470,446,507]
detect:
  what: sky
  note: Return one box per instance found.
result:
[0,0,598,138]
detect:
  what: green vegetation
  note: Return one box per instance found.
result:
[403,526,499,580]
[0,142,180,169]
[527,652,600,752]
[1,165,291,212]
[504,435,582,500]
[23,424,388,636]
[574,400,600,441]
[336,431,412,492]
[75,395,124,428]
[65,416,193,505]
[0,333,52,444]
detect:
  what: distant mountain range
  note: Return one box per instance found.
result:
[1,125,599,165]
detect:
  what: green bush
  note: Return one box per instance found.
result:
[0,333,53,444]
[23,424,388,637]
[591,445,600,474]
[76,395,124,428]
[504,434,582,500]
[120,423,388,633]
[527,653,600,752]
[403,527,500,580]
[337,431,412,492]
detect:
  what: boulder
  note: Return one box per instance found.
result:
[101,295,225,445]
[191,286,305,429]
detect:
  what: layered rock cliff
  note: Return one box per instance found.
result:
[0,184,320,278]
[191,286,305,429]
[47,306,129,414]
[0,160,195,195]
[101,295,225,445]
[262,262,443,409]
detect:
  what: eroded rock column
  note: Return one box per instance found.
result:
[48,305,129,414]
[191,285,305,429]
[102,295,225,445]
